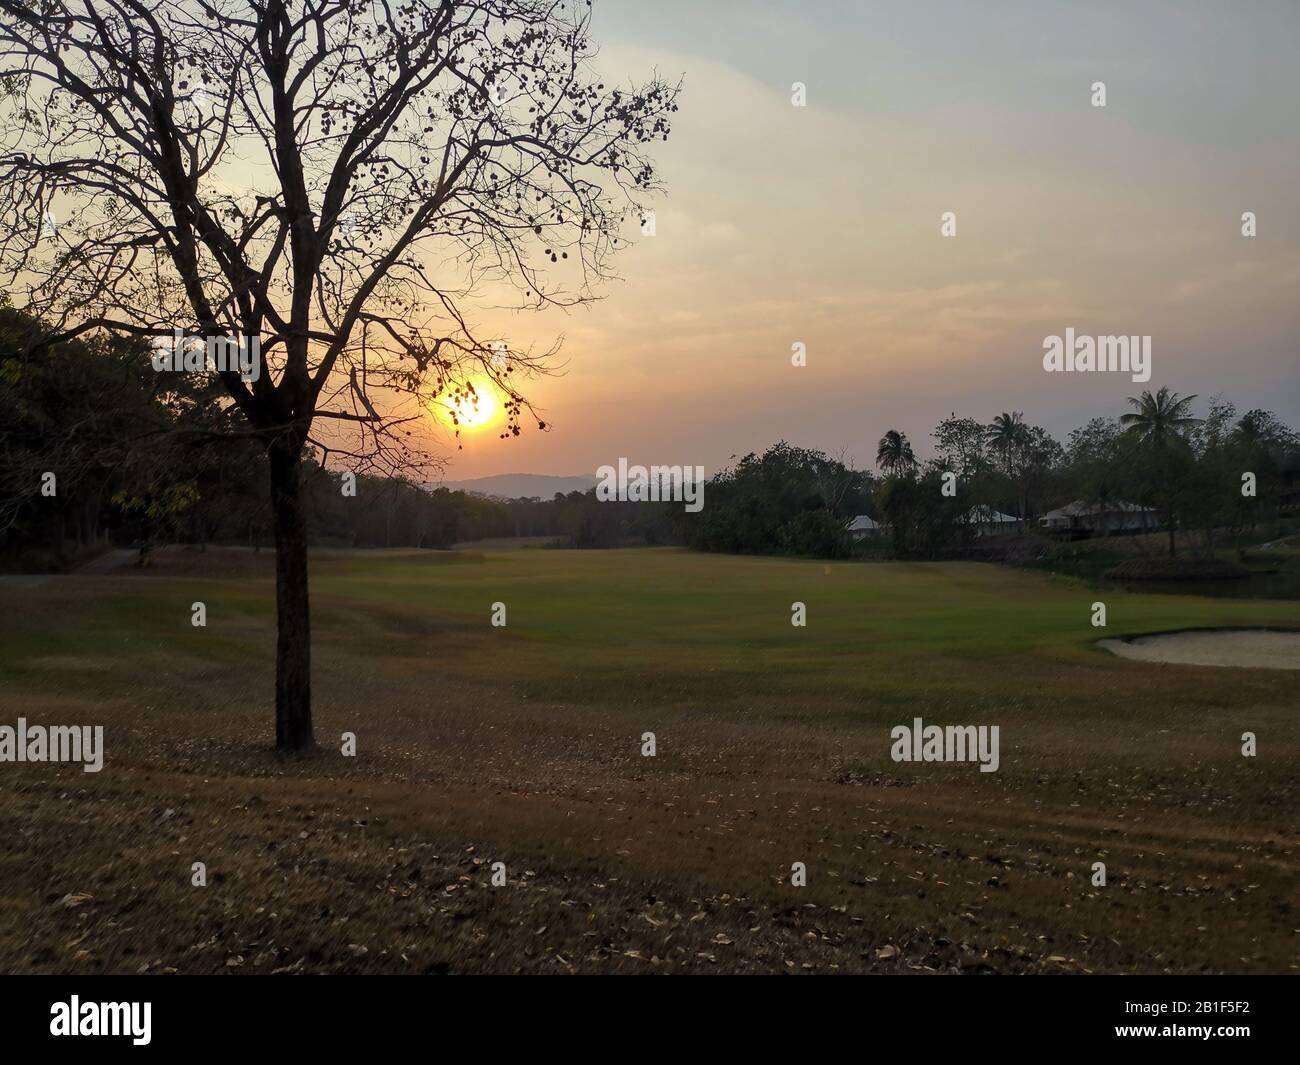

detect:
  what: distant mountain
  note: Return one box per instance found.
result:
[431,473,598,500]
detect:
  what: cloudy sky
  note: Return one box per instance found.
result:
[435,0,1300,482]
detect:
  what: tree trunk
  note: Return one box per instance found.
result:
[1167,518,1176,558]
[269,438,313,752]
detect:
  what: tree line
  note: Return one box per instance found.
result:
[1,303,672,567]
[681,393,1297,560]
[5,300,1296,570]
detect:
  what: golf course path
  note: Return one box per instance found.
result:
[0,547,135,588]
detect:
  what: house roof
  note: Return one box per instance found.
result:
[846,514,883,531]
[961,506,1017,524]
[1041,499,1156,519]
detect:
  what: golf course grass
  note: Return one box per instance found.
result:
[0,546,1295,973]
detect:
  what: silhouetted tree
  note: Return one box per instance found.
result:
[876,430,917,478]
[1121,388,1201,556]
[0,0,678,749]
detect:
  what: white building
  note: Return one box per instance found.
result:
[846,514,886,539]
[1039,499,1158,534]
[961,506,1019,536]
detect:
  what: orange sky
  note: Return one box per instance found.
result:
[404,2,1300,481]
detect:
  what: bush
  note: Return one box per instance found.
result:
[777,508,851,559]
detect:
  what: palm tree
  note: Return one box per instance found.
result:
[985,411,1028,528]
[1120,388,1199,556]
[876,430,917,478]
[1233,412,1264,443]
[1119,387,1199,445]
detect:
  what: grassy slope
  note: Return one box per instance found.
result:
[0,546,1295,973]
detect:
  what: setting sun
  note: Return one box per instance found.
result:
[440,380,499,431]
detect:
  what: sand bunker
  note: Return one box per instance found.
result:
[1099,629,1300,670]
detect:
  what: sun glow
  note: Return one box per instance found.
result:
[439,380,500,432]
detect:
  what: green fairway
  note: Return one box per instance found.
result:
[311,546,1300,705]
[8,545,1297,733]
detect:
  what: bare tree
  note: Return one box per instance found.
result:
[0,0,678,749]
